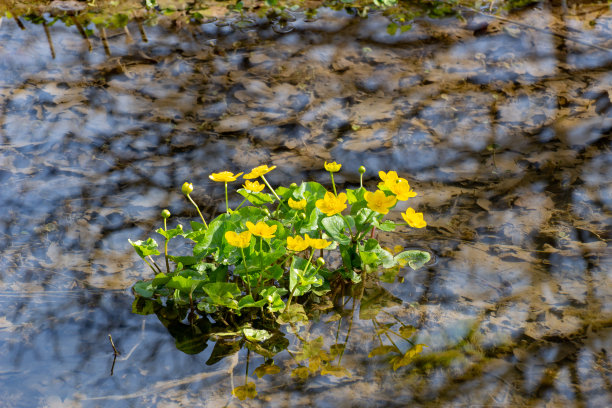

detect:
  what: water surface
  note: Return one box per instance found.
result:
[0,4,611,407]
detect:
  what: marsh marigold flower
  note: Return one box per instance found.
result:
[245,221,277,239]
[243,165,276,179]
[379,170,400,185]
[210,171,243,182]
[364,190,397,214]
[243,180,265,193]
[288,198,307,210]
[389,179,417,201]
[324,161,342,172]
[315,191,347,217]
[306,236,331,250]
[287,235,310,252]
[402,208,427,228]
[225,230,252,248]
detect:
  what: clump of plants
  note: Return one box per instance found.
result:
[129,162,430,328]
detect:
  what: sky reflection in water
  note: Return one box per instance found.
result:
[0,5,611,407]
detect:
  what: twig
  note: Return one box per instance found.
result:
[72,16,92,51]
[43,21,56,59]
[457,5,612,53]
[108,333,120,356]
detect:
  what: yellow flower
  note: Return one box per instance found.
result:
[245,221,277,239]
[287,235,310,252]
[243,180,265,193]
[305,236,331,250]
[288,198,307,210]
[243,165,277,179]
[401,208,427,228]
[209,171,243,182]
[364,190,397,214]
[225,230,252,248]
[324,161,342,172]
[389,179,417,201]
[315,192,347,217]
[379,170,400,185]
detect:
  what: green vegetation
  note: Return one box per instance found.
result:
[1,0,544,36]
[130,162,430,326]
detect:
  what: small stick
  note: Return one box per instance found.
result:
[137,20,148,43]
[72,16,92,51]
[100,27,111,57]
[43,21,56,59]
[13,16,25,30]
[108,334,120,356]
[123,26,133,44]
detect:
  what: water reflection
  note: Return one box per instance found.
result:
[0,3,611,407]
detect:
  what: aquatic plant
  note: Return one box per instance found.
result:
[129,162,430,328]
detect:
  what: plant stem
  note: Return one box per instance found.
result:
[261,175,288,210]
[143,258,157,274]
[147,255,162,273]
[330,172,337,196]
[224,182,230,214]
[163,218,170,274]
[234,196,248,211]
[240,247,251,296]
[285,251,315,313]
[187,193,208,228]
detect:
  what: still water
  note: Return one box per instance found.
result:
[0,4,611,407]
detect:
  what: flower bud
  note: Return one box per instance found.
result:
[161,209,171,219]
[181,182,193,195]
[290,182,298,189]
[299,212,306,220]
[359,166,366,174]
[316,257,325,267]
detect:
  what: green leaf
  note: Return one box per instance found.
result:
[152,272,171,287]
[262,264,284,281]
[399,325,416,339]
[238,295,267,310]
[368,345,400,357]
[242,328,272,342]
[167,276,201,295]
[346,187,366,205]
[277,303,308,324]
[202,282,241,309]
[207,338,241,365]
[254,363,281,378]
[394,250,431,270]
[363,239,396,268]
[156,225,184,240]
[321,364,351,378]
[360,251,378,266]
[203,282,241,297]
[132,296,157,315]
[236,188,275,205]
[387,22,398,35]
[133,281,155,298]
[374,219,396,231]
[321,215,351,245]
[391,344,427,371]
[129,238,160,258]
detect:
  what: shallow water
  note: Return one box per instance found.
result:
[0,4,611,407]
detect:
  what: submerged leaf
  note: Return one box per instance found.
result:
[394,250,431,270]
[254,363,281,378]
[232,382,257,400]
